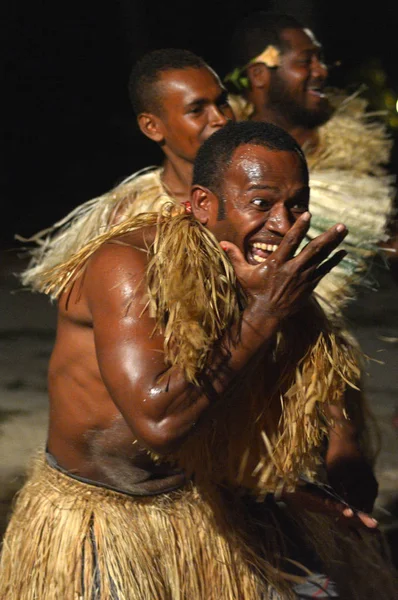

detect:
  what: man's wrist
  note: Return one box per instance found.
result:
[242,303,281,337]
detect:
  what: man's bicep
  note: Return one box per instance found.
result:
[86,242,167,421]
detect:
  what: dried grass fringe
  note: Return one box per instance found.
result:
[163,306,367,496]
[291,509,398,600]
[0,453,306,600]
[1,453,396,600]
[305,88,396,317]
[17,166,174,294]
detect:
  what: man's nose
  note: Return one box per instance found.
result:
[266,204,292,236]
[209,105,230,128]
[311,56,328,79]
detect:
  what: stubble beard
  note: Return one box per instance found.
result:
[268,78,333,131]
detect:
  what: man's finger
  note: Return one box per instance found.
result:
[294,224,348,270]
[220,241,246,269]
[275,211,312,262]
[336,509,379,531]
[354,511,379,529]
[311,250,348,284]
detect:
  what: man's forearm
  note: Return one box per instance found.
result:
[138,305,281,453]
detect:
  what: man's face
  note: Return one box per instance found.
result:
[266,28,332,128]
[156,67,235,162]
[203,144,309,265]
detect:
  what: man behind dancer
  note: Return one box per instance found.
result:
[225,11,397,304]
[19,47,234,289]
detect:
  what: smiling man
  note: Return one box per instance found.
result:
[225,13,332,148]
[19,47,234,290]
[225,11,396,312]
[196,138,310,264]
[2,121,396,599]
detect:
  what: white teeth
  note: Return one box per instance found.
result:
[252,243,278,252]
[253,255,266,263]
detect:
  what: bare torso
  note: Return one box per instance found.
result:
[46,284,283,493]
[46,229,186,494]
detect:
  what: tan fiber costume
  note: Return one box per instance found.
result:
[18,165,178,293]
[1,207,396,599]
[229,91,396,316]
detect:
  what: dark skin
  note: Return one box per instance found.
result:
[324,394,378,514]
[47,143,377,530]
[379,207,398,282]
[239,27,388,509]
[137,66,234,204]
[245,27,331,148]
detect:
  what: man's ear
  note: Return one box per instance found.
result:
[246,63,270,89]
[191,185,217,224]
[137,112,165,143]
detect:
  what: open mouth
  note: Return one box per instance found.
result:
[249,242,279,264]
[307,86,326,99]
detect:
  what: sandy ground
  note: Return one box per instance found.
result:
[0,247,397,564]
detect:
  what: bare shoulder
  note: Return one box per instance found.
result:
[86,225,156,281]
[59,225,156,316]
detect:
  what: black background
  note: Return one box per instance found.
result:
[3,0,398,249]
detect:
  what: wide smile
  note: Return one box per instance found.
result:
[307,86,327,100]
[249,242,279,264]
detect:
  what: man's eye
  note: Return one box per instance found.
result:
[252,198,271,209]
[291,203,308,213]
[297,59,312,67]
[189,106,203,115]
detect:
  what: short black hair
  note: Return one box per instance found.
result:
[192,120,309,195]
[228,11,304,72]
[128,48,209,116]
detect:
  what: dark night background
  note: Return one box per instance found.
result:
[3,0,398,250]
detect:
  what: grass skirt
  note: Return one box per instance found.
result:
[0,452,397,600]
[0,452,306,600]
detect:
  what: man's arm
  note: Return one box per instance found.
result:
[278,386,380,530]
[325,388,379,514]
[379,212,398,283]
[79,213,347,455]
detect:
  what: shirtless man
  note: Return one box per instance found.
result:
[2,120,394,600]
[20,47,234,290]
[225,11,396,291]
